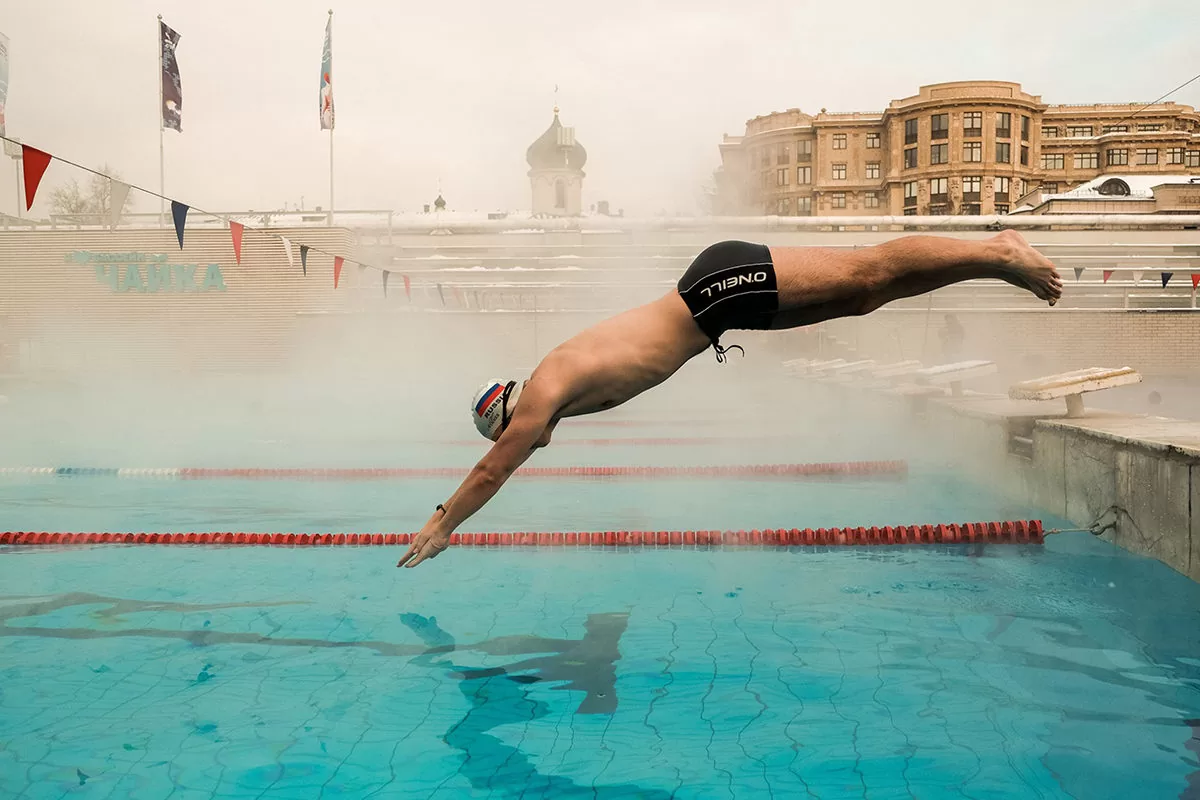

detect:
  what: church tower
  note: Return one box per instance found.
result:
[526,106,587,217]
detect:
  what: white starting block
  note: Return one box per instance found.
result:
[913,359,998,397]
[1008,367,1142,418]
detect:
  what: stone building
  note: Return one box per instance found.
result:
[526,107,587,217]
[715,81,1200,216]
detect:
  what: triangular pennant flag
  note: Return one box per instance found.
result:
[1192,274,1200,290]
[382,270,390,297]
[1073,267,1083,281]
[1132,270,1144,286]
[21,145,53,211]
[402,274,411,300]
[170,201,189,249]
[300,245,310,276]
[280,236,294,272]
[229,221,244,264]
[109,180,130,229]
[436,283,446,306]
[1102,270,1113,284]
[333,257,344,289]
[1161,272,1173,288]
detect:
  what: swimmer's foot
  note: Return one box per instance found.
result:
[993,230,1063,306]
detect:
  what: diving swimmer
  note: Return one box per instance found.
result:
[398,231,1062,568]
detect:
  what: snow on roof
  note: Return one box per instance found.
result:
[1047,173,1200,201]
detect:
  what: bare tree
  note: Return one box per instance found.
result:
[48,165,132,224]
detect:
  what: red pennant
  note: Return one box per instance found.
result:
[22,145,53,211]
[1192,274,1200,290]
[229,222,244,265]
[1102,270,1113,284]
[333,257,344,289]
[402,274,411,300]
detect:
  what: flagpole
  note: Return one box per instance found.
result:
[157,14,165,228]
[327,9,334,227]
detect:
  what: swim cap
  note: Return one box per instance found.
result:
[471,379,524,441]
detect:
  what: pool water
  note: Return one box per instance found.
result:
[2,460,1200,799]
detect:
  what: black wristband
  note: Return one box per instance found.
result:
[436,504,446,515]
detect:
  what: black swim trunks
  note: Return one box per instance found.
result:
[677,240,778,359]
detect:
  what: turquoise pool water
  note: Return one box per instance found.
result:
[1,427,1199,797]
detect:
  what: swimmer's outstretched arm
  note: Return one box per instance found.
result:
[398,390,558,569]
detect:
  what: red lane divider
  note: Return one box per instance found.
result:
[0,521,1043,547]
[178,461,908,480]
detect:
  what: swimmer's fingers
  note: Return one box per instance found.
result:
[397,538,423,568]
[399,536,448,569]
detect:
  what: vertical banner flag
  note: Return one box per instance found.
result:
[436,283,445,306]
[403,274,411,300]
[170,201,189,249]
[300,245,310,276]
[109,180,131,229]
[319,15,334,130]
[333,257,344,288]
[160,20,183,131]
[1192,274,1200,290]
[1073,268,1083,281]
[1161,272,1173,288]
[280,236,294,272]
[382,271,389,297]
[21,145,52,210]
[0,31,10,137]
[1132,270,1143,286]
[1102,270,1113,284]
[229,221,244,264]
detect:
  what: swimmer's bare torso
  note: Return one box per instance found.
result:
[398,231,1062,568]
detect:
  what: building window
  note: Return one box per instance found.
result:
[1168,147,1185,165]
[932,113,949,140]
[963,112,982,138]
[1107,148,1129,166]
[831,192,846,209]
[1137,123,1162,132]
[777,168,789,186]
[555,179,566,209]
[1068,125,1093,138]
[1102,124,1129,134]
[777,198,790,215]
[832,163,847,180]
[996,142,1011,163]
[1043,182,1059,194]
[1018,178,1027,197]
[930,143,949,165]
[995,204,1010,215]
[1041,153,1065,169]
[796,197,812,215]
[962,175,982,201]
[865,161,880,179]
[996,112,1012,139]
[904,147,918,169]
[832,133,847,150]
[1074,152,1099,169]
[864,192,879,209]
[930,177,948,203]
[905,118,919,145]
[964,141,982,162]
[797,165,812,184]
[797,139,813,162]
[866,132,880,149]
[962,203,981,215]
[1136,148,1158,165]
[1041,125,1059,138]
[1021,115,1031,141]
[1020,145,1029,166]
[760,146,772,167]
[903,208,917,216]
[1186,150,1200,168]
[903,181,918,206]
[994,176,1010,201]
[777,144,790,164]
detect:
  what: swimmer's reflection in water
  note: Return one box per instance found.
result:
[399,232,1062,568]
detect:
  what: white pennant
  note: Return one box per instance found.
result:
[109,180,130,229]
[280,236,294,271]
[1131,270,1143,286]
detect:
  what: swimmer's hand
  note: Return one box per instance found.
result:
[397,522,450,569]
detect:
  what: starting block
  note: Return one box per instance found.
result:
[1008,367,1142,418]
[913,360,998,397]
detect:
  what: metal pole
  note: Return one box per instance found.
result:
[327,10,334,227]
[157,14,165,228]
[14,157,21,218]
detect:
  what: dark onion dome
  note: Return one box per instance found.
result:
[434,193,447,210]
[526,111,587,171]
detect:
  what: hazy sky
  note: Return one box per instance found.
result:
[2,0,1198,218]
